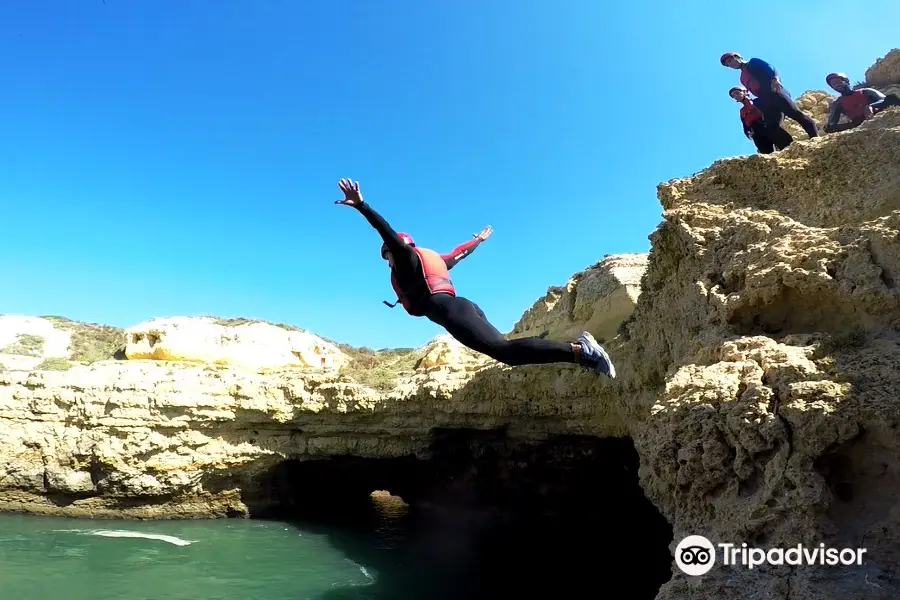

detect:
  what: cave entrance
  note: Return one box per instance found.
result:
[246,429,673,599]
[245,454,423,527]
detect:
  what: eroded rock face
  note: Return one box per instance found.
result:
[412,334,492,371]
[865,48,900,89]
[0,347,627,517]
[124,316,347,371]
[781,90,834,139]
[623,109,900,598]
[508,253,647,344]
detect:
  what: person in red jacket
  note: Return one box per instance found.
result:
[823,72,900,133]
[334,178,616,377]
[378,226,491,309]
[729,86,787,154]
[720,52,819,147]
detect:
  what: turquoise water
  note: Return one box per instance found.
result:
[0,508,532,599]
[0,502,672,599]
[0,514,375,600]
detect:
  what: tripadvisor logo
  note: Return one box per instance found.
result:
[674,535,867,576]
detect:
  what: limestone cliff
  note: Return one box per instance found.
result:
[622,111,900,597]
[124,316,347,371]
[1,48,899,600]
[508,253,647,344]
[865,48,900,90]
[0,315,124,371]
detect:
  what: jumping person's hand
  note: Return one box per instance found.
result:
[335,178,363,207]
[473,225,493,241]
[771,78,783,93]
[863,105,875,119]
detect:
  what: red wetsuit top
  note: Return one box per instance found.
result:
[351,201,484,316]
[740,98,764,126]
[837,89,874,119]
[389,246,455,314]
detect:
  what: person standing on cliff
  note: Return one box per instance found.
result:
[720,52,819,147]
[822,72,900,133]
[333,178,616,378]
[729,86,787,154]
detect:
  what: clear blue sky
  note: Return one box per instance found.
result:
[1,1,896,349]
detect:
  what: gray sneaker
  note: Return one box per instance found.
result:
[576,331,616,379]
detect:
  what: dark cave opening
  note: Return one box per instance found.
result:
[246,428,674,599]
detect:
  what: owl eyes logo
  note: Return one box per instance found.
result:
[675,535,716,576]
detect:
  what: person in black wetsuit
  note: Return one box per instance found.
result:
[729,86,784,154]
[333,178,616,377]
[720,52,818,148]
[823,72,900,133]
[381,225,493,307]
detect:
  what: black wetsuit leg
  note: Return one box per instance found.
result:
[750,122,775,153]
[872,93,900,114]
[772,126,794,150]
[759,89,819,140]
[422,293,577,366]
[753,103,793,149]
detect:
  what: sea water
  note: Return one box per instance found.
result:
[0,502,669,599]
[0,514,377,600]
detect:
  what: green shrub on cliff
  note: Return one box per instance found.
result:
[335,345,418,390]
[1,333,46,357]
[35,357,72,371]
[209,316,302,331]
[42,316,125,363]
[206,317,418,388]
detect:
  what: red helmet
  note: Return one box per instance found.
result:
[720,52,741,65]
[381,232,414,257]
[826,72,848,84]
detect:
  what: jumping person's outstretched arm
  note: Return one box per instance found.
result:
[442,226,493,269]
[334,178,414,260]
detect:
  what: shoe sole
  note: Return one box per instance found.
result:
[594,343,616,379]
[579,332,616,379]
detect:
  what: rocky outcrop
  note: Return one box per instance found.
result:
[623,107,900,599]
[124,316,347,371]
[865,48,900,89]
[0,332,626,518]
[0,316,70,371]
[508,253,647,344]
[0,315,123,371]
[1,48,899,600]
[412,334,492,371]
[783,90,834,138]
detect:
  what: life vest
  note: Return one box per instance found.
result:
[837,90,871,119]
[740,67,762,96]
[740,99,763,126]
[390,246,455,314]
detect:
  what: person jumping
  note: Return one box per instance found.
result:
[381,225,492,307]
[333,178,616,377]
[729,86,786,154]
[823,72,900,133]
[720,52,819,147]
